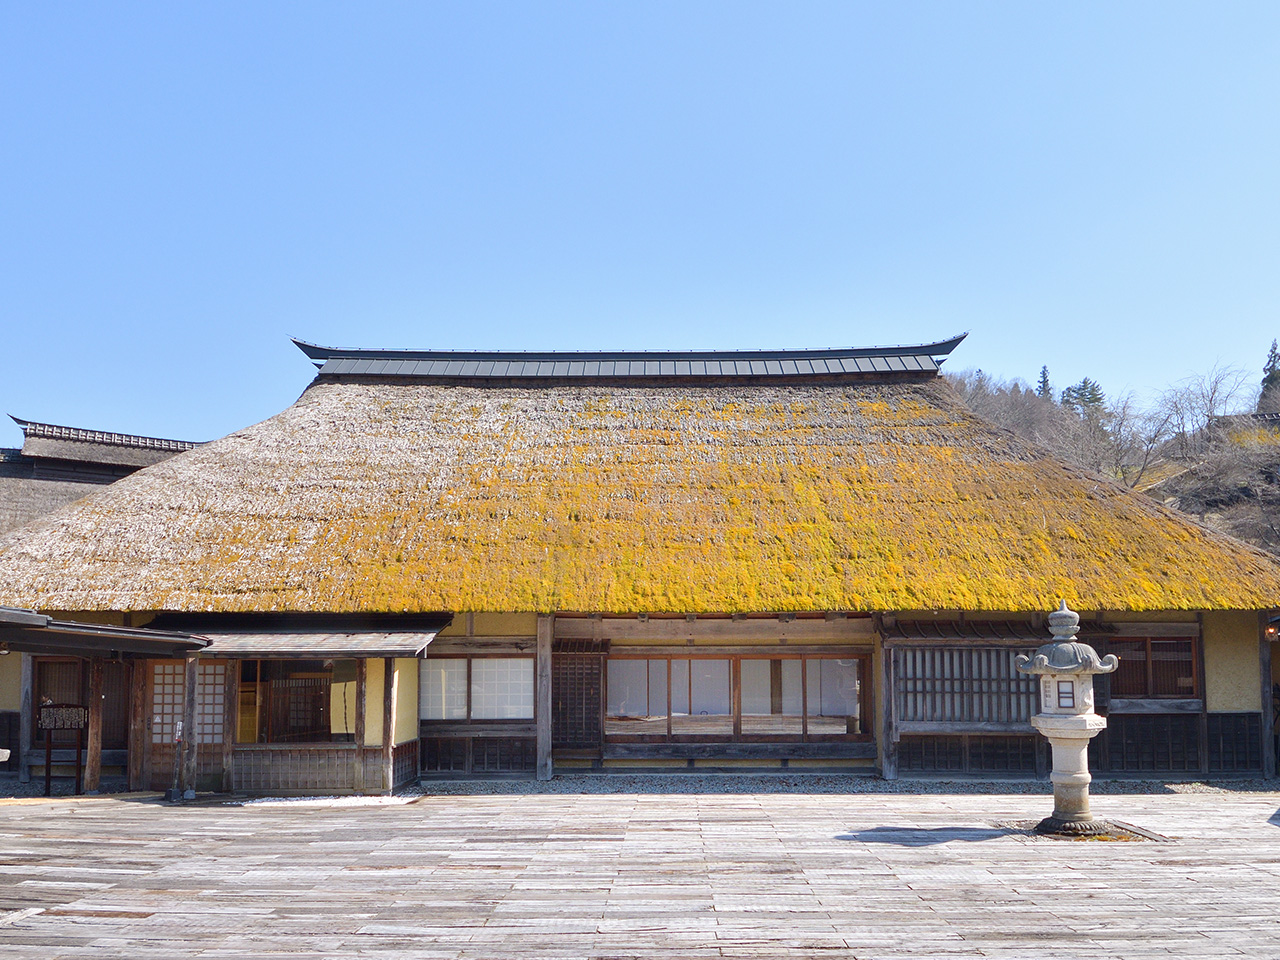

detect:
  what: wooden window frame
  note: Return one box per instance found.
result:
[422,654,537,726]
[1107,637,1200,700]
[604,653,873,745]
[236,658,346,745]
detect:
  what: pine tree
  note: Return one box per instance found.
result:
[1036,366,1052,401]
[1258,340,1280,414]
[1061,377,1105,413]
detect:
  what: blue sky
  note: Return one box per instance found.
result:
[2,3,1278,445]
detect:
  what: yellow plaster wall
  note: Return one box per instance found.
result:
[436,612,538,637]
[1203,611,1261,712]
[1103,611,1202,623]
[393,658,419,745]
[330,677,357,737]
[364,659,385,747]
[0,653,19,711]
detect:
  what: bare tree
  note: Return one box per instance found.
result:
[1158,364,1255,458]
[1105,394,1175,488]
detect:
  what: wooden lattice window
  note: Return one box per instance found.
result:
[195,662,227,745]
[552,654,603,749]
[151,662,185,744]
[893,647,1039,723]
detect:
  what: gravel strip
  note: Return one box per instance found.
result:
[403,773,1279,797]
[3,772,1275,801]
[0,776,130,799]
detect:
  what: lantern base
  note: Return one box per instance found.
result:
[1034,816,1113,836]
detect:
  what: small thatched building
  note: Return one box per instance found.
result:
[0,335,1276,793]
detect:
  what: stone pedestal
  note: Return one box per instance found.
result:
[1030,712,1109,834]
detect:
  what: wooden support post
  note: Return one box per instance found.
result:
[180,655,198,797]
[43,727,52,797]
[222,660,238,792]
[18,653,32,784]
[128,661,146,791]
[382,658,395,794]
[353,659,367,792]
[84,658,104,794]
[73,726,83,796]
[1197,613,1210,778]
[1261,613,1275,780]
[880,643,898,780]
[536,614,553,781]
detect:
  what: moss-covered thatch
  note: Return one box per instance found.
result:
[0,378,1278,613]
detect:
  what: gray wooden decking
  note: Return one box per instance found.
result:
[1,788,1279,957]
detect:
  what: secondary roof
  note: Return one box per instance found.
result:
[0,606,206,657]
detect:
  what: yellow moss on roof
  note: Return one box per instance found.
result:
[1,379,1279,613]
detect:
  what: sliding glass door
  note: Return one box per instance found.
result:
[605,654,869,743]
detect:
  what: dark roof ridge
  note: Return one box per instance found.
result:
[294,333,967,364]
[294,334,967,383]
[10,416,201,453]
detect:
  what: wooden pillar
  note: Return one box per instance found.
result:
[18,654,32,783]
[127,660,147,791]
[84,658,104,793]
[1198,612,1210,777]
[880,641,898,780]
[381,658,395,794]
[353,658,367,792]
[179,655,198,796]
[1261,613,1276,779]
[536,614,553,781]
[222,660,238,792]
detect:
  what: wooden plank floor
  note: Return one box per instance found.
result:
[0,789,1278,957]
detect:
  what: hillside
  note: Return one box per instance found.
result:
[1145,418,1280,556]
[946,372,1280,558]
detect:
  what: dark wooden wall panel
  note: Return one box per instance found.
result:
[421,736,536,776]
[1090,714,1201,773]
[392,739,419,786]
[1207,713,1263,773]
[898,735,1041,775]
[0,711,17,772]
[232,745,382,793]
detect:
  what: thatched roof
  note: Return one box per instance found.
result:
[1,373,1278,613]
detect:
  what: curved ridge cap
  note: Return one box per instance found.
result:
[291,338,329,361]
[292,332,969,364]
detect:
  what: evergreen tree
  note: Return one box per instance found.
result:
[1259,340,1280,414]
[1061,377,1105,413]
[1036,366,1053,401]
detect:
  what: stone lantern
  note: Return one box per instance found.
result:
[1016,601,1119,835]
